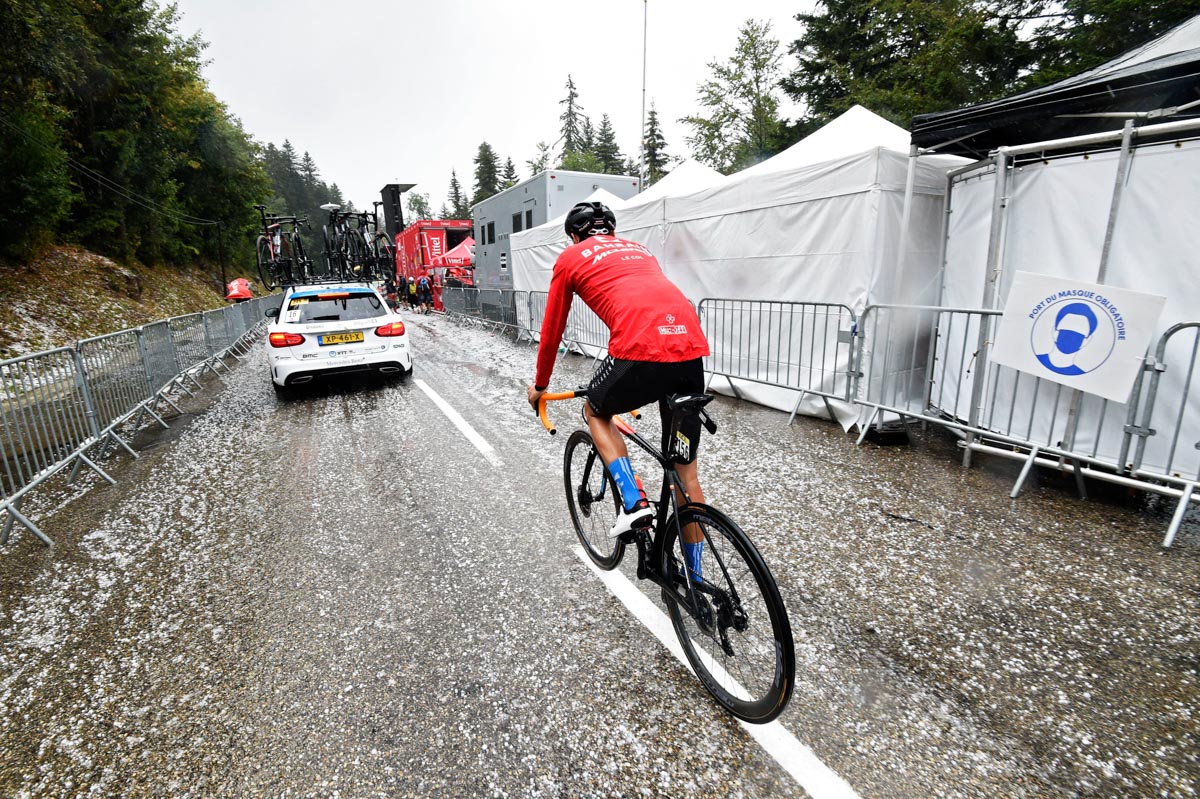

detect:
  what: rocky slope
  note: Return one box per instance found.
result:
[0,247,262,360]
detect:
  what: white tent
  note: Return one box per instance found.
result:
[733,104,911,177]
[510,106,963,425]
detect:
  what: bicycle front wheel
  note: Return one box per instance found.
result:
[563,429,624,570]
[320,225,335,279]
[291,233,309,283]
[662,504,794,723]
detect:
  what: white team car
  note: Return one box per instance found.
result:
[264,282,412,395]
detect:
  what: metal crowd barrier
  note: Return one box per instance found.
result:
[526,291,611,362]
[441,289,1198,546]
[698,299,857,423]
[0,295,272,547]
[443,288,533,338]
[1128,323,1200,546]
[854,303,1200,546]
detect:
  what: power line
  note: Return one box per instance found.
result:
[0,110,220,227]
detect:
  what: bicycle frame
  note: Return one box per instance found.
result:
[540,391,731,624]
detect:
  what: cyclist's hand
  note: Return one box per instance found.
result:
[527,385,545,411]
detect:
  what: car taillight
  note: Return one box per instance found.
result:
[269,332,305,348]
[375,321,406,337]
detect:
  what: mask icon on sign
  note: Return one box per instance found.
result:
[1035,302,1098,376]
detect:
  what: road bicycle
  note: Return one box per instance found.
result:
[370,202,396,282]
[537,389,795,723]
[254,205,312,289]
[321,204,392,282]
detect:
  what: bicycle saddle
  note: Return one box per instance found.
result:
[665,393,713,412]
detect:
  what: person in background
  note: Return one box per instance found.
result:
[417,272,433,314]
[407,276,418,310]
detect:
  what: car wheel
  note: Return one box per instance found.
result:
[272,381,292,400]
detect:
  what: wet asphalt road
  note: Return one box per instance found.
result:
[0,310,1196,798]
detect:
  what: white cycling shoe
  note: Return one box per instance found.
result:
[609,500,654,538]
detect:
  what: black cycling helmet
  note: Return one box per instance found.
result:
[564,202,616,241]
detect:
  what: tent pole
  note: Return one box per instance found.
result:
[934,170,954,308]
[1096,120,1135,284]
[1063,120,1137,453]
[894,145,918,303]
[963,150,1010,467]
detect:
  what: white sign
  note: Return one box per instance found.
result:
[990,271,1166,403]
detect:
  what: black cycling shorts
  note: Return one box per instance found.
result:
[586,356,705,463]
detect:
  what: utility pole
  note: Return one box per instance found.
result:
[640,0,648,191]
[217,221,227,289]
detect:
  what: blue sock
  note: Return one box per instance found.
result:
[683,541,704,580]
[606,457,641,512]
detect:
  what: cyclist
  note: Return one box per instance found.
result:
[526,202,710,576]
[417,272,433,314]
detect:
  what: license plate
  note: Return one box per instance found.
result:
[319,331,364,346]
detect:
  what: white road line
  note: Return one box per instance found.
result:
[572,545,863,799]
[414,378,501,467]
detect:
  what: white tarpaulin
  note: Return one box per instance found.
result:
[511,106,963,426]
[934,137,1200,477]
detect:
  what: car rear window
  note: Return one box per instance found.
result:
[286,292,385,323]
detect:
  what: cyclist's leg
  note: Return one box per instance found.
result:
[585,357,651,514]
[659,358,708,572]
[582,403,630,465]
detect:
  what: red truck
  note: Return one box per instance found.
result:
[394,219,474,287]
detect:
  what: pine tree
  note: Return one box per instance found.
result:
[299,152,319,187]
[501,158,519,189]
[558,75,586,154]
[447,169,470,219]
[594,114,623,174]
[643,103,671,185]
[437,202,452,220]
[527,142,553,175]
[472,142,501,205]
[580,116,595,155]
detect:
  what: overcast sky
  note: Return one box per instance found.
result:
[171,0,813,214]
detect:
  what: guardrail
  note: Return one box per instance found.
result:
[1,296,272,547]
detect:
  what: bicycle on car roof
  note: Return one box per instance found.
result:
[254,204,313,289]
[320,203,392,283]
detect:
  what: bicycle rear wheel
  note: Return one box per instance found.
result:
[278,235,295,284]
[346,229,368,279]
[255,237,276,290]
[321,225,338,280]
[563,429,624,570]
[662,504,794,723]
[291,233,309,283]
